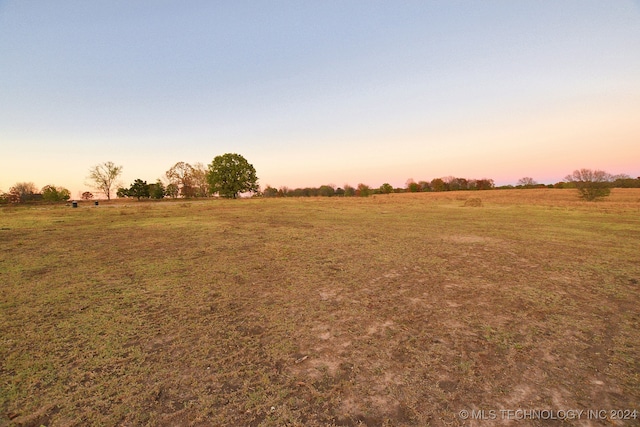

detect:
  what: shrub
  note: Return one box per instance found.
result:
[564,169,612,201]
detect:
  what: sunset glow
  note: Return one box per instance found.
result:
[1,1,639,197]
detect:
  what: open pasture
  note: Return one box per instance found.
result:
[1,189,639,426]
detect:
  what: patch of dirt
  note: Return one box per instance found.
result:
[463,197,483,207]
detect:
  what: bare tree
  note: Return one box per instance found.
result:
[9,182,38,202]
[564,169,612,201]
[191,163,210,197]
[517,177,538,187]
[87,161,123,200]
[165,162,196,197]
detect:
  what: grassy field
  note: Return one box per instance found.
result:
[1,189,639,426]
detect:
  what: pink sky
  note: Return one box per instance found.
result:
[1,2,639,197]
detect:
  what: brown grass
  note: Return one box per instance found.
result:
[1,189,639,426]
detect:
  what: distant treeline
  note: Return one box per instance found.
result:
[261,177,496,198]
[0,183,72,204]
[261,175,640,198]
[2,171,639,204]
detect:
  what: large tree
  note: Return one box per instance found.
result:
[517,177,538,187]
[565,169,612,201]
[87,161,122,200]
[9,182,38,202]
[379,183,394,194]
[191,163,210,197]
[165,161,196,198]
[318,184,336,197]
[430,178,446,192]
[206,153,258,199]
[475,178,495,190]
[149,180,166,199]
[41,185,71,202]
[128,179,150,200]
[343,184,355,197]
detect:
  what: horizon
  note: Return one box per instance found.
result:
[2,2,639,198]
[3,163,638,200]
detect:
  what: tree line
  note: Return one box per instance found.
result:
[115,155,258,200]
[262,177,497,198]
[2,153,639,204]
[0,183,72,204]
[261,172,639,201]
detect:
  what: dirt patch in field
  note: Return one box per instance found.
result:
[463,197,483,207]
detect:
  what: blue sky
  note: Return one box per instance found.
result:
[1,1,639,197]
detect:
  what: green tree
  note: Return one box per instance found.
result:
[565,169,612,201]
[612,174,640,188]
[379,183,393,194]
[262,185,279,197]
[128,179,150,200]
[59,187,71,201]
[42,185,57,201]
[356,183,371,197]
[343,184,355,197]
[206,153,259,199]
[406,179,421,193]
[165,183,179,198]
[41,185,71,202]
[318,185,335,197]
[81,191,94,200]
[87,161,123,200]
[116,187,129,198]
[149,180,166,199]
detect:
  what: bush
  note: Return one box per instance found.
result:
[356,183,371,197]
[564,169,612,201]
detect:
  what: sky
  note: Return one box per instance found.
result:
[1,1,639,197]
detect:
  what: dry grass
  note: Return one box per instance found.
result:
[1,189,639,426]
